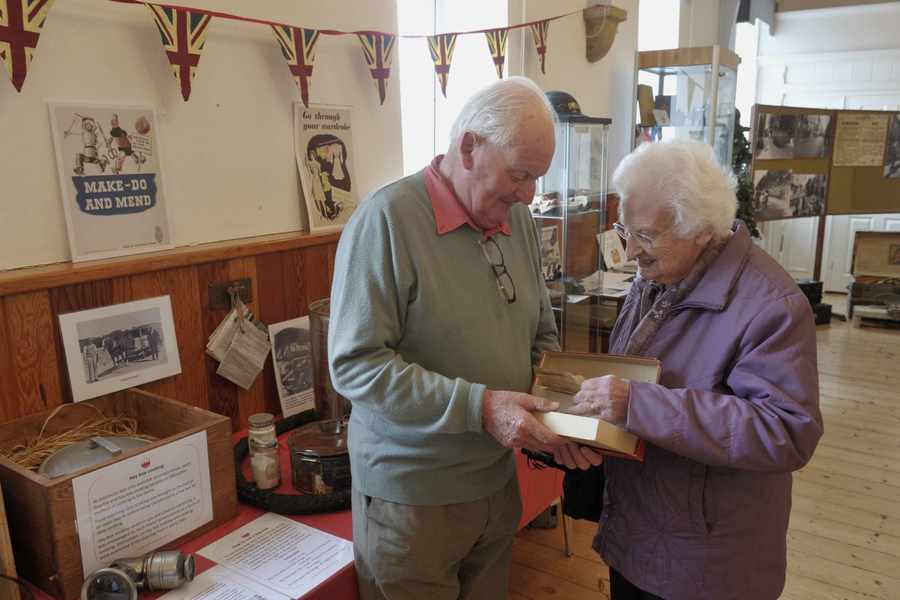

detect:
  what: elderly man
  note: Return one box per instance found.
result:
[329,77,566,600]
[553,139,823,600]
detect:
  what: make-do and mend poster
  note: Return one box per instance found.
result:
[49,102,173,262]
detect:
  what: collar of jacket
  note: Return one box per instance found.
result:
[674,221,752,312]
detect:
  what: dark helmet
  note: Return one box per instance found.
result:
[545,90,582,116]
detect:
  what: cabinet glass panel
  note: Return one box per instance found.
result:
[532,116,611,352]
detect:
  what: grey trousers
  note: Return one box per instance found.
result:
[352,476,522,600]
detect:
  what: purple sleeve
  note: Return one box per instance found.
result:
[626,293,823,472]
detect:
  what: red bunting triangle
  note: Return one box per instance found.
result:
[357,32,396,105]
[427,33,457,98]
[146,4,212,101]
[271,25,319,108]
[530,19,550,74]
[0,0,56,92]
[484,28,508,80]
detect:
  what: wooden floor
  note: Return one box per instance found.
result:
[510,294,900,599]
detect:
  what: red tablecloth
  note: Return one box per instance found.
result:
[35,439,562,600]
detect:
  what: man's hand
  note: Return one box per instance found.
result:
[482,390,565,452]
[570,375,631,425]
[552,443,604,470]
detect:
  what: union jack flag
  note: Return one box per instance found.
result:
[146,4,212,101]
[530,20,550,74]
[0,0,55,92]
[271,25,319,108]
[357,32,395,105]
[427,33,457,98]
[483,28,508,80]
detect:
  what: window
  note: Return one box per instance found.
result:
[396,0,509,174]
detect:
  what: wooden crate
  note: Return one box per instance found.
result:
[848,231,900,319]
[0,481,21,600]
[0,389,236,600]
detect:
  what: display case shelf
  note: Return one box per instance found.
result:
[532,106,611,352]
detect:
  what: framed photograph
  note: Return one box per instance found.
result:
[884,114,900,179]
[269,317,315,418]
[793,114,831,159]
[753,170,827,221]
[755,113,797,160]
[889,244,900,266]
[59,296,182,402]
[540,225,562,282]
[294,103,359,232]
[48,101,173,262]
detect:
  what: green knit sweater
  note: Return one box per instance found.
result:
[328,169,559,505]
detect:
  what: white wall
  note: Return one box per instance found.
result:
[0,0,403,270]
[518,0,640,173]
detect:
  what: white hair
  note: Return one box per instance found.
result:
[448,76,556,149]
[612,138,737,238]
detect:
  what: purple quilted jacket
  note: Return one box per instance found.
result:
[596,224,823,600]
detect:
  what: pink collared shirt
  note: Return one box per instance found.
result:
[424,155,512,238]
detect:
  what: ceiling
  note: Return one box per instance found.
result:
[776,0,899,11]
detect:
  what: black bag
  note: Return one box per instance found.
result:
[521,449,604,522]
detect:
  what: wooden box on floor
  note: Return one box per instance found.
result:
[0,389,237,600]
[848,231,900,319]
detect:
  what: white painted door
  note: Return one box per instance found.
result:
[760,217,818,280]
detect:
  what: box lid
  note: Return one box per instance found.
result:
[852,231,900,279]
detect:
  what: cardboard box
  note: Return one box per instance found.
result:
[0,389,236,600]
[532,352,661,459]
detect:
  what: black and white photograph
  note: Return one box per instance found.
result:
[540,226,562,282]
[793,114,831,159]
[884,114,900,179]
[755,113,798,160]
[59,296,181,401]
[269,316,315,417]
[753,170,827,221]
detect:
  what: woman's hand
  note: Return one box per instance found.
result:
[570,375,631,426]
[552,442,604,470]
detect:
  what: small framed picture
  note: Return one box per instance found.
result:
[269,316,315,417]
[48,101,173,262]
[59,296,182,402]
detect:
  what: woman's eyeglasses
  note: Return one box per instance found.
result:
[612,222,674,249]
[478,238,516,304]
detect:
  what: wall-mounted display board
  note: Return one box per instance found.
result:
[750,105,833,223]
[752,104,900,218]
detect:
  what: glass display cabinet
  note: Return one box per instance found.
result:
[531,98,611,352]
[634,45,740,167]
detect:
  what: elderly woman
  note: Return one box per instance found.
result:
[553,139,823,600]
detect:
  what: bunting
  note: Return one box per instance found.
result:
[0,0,55,92]
[146,4,212,101]
[427,33,457,98]
[483,28,508,80]
[271,25,319,108]
[530,19,550,74]
[357,32,395,105]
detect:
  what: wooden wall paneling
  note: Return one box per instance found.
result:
[303,245,331,309]
[281,249,309,319]
[167,267,208,410]
[0,305,18,423]
[195,261,239,429]
[255,252,287,416]
[227,257,267,429]
[3,292,63,419]
[48,281,115,406]
[110,275,133,304]
[129,270,179,401]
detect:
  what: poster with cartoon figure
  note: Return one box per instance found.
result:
[49,102,172,262]
[294,103,358,232]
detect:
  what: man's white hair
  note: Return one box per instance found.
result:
[613,138,737,238]
[448,76,556,149]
